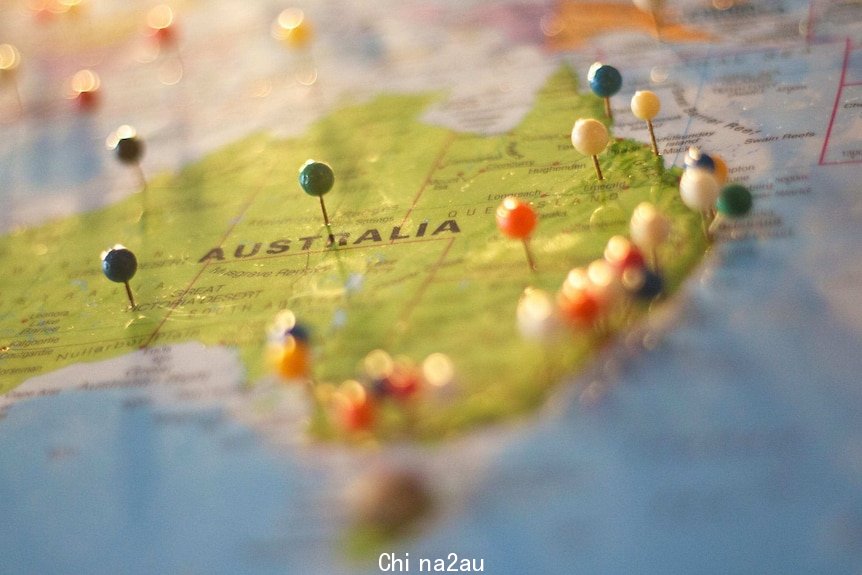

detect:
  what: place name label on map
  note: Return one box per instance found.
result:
[197,220,461,263]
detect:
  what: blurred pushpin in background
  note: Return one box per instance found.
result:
[107,125,148,191]
[0,44,24,115]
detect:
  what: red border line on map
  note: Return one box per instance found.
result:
[818,38,852,166]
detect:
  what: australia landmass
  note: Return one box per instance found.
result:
[0,66,707,440]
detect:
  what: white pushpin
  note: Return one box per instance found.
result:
[630,90,661,155]
[632,0,665,40]
[680,169,720,239]
[517,288,564,341]
[571,118,610,181]
[630,202,670,271]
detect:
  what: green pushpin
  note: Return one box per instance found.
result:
[716,183,753,217]
[299,159,335,245]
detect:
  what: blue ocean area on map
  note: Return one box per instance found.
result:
[0,390,317,575]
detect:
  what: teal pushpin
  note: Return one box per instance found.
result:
[299,160,335,245]
[101,245,138,309]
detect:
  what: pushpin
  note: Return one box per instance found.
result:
[106,125,147,191]
[630,90,661,155]
[299,159,336,246]
[629,202,670,271]
[621,266,664,300]
[632,0,665,39]
[558,268,602,328]
[335,380,375,432]
[604,235,646,272]
[571,118,609,181]
[679,168,720,239]
[0,44,23,114]
[684,147,715,171]
[588,63,622,121]
[271,8,317,85]
[68,69,100,111]
[146,4,184,83]
[147,4,179,49]
[101,245,138,309]
[710,154,729,185]
[266,310,311,380]
[716,183,753,218]
[496,196,538,272]
[517,288,564,341]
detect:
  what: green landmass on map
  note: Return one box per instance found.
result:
[0,67,706,439]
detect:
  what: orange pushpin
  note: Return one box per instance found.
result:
[496,196,538,272]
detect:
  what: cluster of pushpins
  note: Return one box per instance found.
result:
[265,319,456,435]
[3,3,182,116]
[570,63,665,181]
[516,206,670,342]
[679,147,753,239]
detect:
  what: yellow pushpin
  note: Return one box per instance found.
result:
[631,90,661,155]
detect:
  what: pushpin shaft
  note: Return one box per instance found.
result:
[604,97,613,121]
[647,120,659,155]
[522,239,537,273]
[592,155,604,181]
[124,281,137,309]
[319,196,335,245]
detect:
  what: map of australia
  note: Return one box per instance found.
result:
[0,67,706,438]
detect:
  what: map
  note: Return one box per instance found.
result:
[1,0,862,573]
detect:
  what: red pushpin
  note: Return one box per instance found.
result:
[68,69,100,111]
[496,196,538,272]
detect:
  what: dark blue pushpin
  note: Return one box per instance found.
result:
[299,159,336,245]
[588,63,622,121]
[634,268,664,300]
[684,147,716,172]
[101,245,138,309]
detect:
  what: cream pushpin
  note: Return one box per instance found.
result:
[571,118,609,181]
[631,90,661,155]
[0,44,23,114]
[679,169,720,239]
[630,202,670,271]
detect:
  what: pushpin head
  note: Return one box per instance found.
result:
[679,169,720,212]
[299,160,334,197]
[684,147,715,171]
[101,246,137,283]
[107,125,145,165]
[496,197,536,239]
[147,4,178,47]
[69,69,100,111]
[0,44,21,80]
[272,8,314,49]
[716,183,753,217]
[588,63,622,98]
[630,202,670,250]
[631,90,660,121]
[604,235,645,271]
[571,118,609,156]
